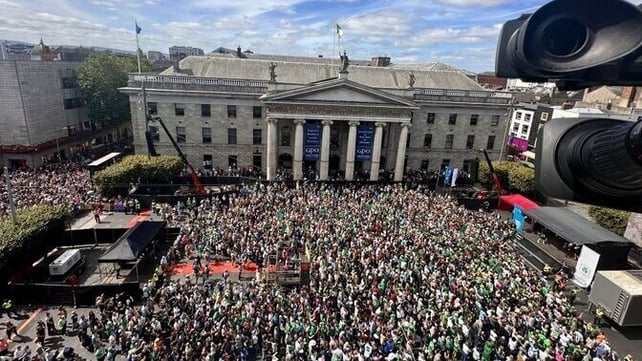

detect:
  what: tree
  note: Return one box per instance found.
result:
[77,54,153,128]
[588,206,630,236]
[94,155,184,196]
[478,160,536,197]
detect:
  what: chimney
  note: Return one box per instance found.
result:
[237,46,242,58]
[173,60,180,73]
[370,56,391,67]
[619,86,636,108]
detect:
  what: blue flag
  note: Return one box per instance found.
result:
[135,22,142,34]
[512,205,525,232]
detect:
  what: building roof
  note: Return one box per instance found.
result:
[160,55,484,91]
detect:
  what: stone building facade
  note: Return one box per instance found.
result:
[120,54,514,181]
[0,60,129,168]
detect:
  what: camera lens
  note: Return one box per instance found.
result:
[541,18,588,57]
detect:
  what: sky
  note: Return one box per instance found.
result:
[0,0,637,73]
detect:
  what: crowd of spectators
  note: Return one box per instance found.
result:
[25,183,626,361]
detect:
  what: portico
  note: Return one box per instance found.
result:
[261,78,417,181]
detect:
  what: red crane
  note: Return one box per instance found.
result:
[481,148,505,195]
[147,115,207,195]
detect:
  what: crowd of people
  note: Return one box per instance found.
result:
[16,182,626,361]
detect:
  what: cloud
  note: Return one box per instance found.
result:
[406,24,502,46]
[433,0,515,7]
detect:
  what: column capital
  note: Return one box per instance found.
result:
[266,117,278,125]
[374,121,387,128]
[348,120,360,127]
[400,122,411,128]
[321,120,333,126]
[293,119,306,125]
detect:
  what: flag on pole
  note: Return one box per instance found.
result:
[136,22,142,34]
[336,24,343,42]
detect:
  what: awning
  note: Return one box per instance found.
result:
[98,221,165,263]
[522,207,632,245]
[499,194,539,211]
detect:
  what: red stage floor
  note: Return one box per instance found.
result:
[169,261,258,275]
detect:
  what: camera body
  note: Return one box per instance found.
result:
[496,0,642,212]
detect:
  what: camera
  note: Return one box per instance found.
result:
[496,0,642,212]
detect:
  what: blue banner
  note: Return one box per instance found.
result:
[304,122,321,161]
[444,166,453,185]
[356,125,374,162]
[513,205,525,232]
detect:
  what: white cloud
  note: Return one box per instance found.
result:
[434,0,514,7]
[407,24,502,46]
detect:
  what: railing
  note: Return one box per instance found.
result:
[130,74,268,88]
[417,88,513,103]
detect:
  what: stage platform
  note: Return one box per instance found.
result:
[70,210,153,231]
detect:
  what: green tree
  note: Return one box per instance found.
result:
[588,206,630,236]
[94,154,184,196]
[77,54,152,128]
[478,160,536,197]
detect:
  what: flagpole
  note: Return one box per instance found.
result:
[332,25,336,76]
[135,21,142,74]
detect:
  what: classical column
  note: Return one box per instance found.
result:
[266,117,278,181]
[319,120,333,180]
[293,119,306,180]
[394,122,411,182]
[345,121,359,181]
[370,122,386,181]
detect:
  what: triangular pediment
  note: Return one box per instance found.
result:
[261,79,418,108]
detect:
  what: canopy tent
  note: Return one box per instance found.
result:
[98,221,165,263]
[498,194,540,211]
[522,206,633,267]
[522,207,631,246]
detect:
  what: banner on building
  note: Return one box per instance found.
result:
[573,245,601,288]
[356,125,374,162]
[304,122,321,161]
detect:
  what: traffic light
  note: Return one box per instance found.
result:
[496,0,642,212]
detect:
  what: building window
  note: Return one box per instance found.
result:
[487,135,496,150]
[149,125,160,141]
[201,104,211,117]
[466,135,475,149]
[253,155,262,170]
[512,123,520,132]
[148,102,158,115]
[406,133,411,148]
[281,126,291,146]
[448,113,457,125]
[445,134,454,149]
[515,111,522,120]
[175,104,185,116]
[524,113,532,122]
[202,154,212,169]
[176,126,186,143]
[253,129,262,145]
[202,127,212,143]
[227,105,237,118]
[63,98,82,109]
[441,159,451,169]
[61,77,77,89]
[253,106,262,118]
[420,159,430,171]
[491,115,500,126]
[427,113,436,124]
[522,125,530,134]
[541,112,549,121]
[228,155,238,169]
[423,134,432,148]
[228,128,237,144]
[470,114,479,126]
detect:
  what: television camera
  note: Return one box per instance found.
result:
[496,0,642,212]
